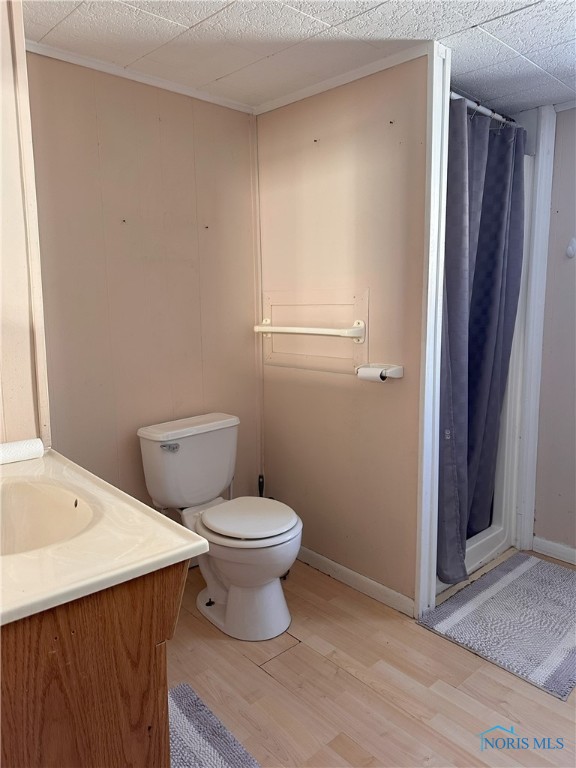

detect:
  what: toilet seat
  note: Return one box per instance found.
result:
[195,497,302,550]
[202,497,297,538]
[195,516,302,549]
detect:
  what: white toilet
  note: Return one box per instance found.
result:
[137,413,302,641]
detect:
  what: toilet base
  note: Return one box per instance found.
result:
[196,580,291,641]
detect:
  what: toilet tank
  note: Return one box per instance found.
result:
[137,413,239,509]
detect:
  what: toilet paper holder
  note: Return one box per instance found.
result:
[356,364,404,381]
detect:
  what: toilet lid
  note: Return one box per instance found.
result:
[201,497,298,539]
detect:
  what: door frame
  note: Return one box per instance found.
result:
[414,84,558,617]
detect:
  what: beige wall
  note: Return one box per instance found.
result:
[257,57,428,599]
[1,1,40,442]
[27,54,260,503]
[534,108,576,548]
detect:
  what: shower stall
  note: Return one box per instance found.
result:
[460,153,535,584]
[415,57,558,613]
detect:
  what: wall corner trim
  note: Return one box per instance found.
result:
[297,547,415,618]
[532,537,576,566]
[514,105,557,551]
[414,42,451,618]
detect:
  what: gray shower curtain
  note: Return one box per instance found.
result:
[437,98,526,584]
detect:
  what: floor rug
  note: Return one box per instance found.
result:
[169,683,260,768]
[419,552,576,700]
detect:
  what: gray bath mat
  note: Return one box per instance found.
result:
[419,553,576,700]
[169,683,260,767]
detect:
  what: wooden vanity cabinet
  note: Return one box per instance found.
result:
[1,561,189,768]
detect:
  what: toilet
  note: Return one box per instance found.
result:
[137,413,302,641]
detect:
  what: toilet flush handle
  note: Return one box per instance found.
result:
[160,443,179,453]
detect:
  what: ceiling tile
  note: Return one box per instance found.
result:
[441,27,520,75]
[337,1,470,46]
[480,1,576,55]
[202,28,417,107]
[452,85,485,102]
[127,53,221,88]
[525,39,576,88]
[121,1,233,28]
[41,1,187,66]
[23,20,54,42]
[254,26,404,84]
[200,58,312,106]
[23,0,82,29]
[447,1,541,27]
[189,0,330,57]
[484,78,576,112]
[22,0,576,114]
[281,1,382,26]
[133,34,262,85]
[454,55,564,101]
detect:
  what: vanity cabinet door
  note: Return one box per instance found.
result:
[1,561,188,768]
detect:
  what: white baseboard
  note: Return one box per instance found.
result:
[297,547,414,617]
[532,537,576,565]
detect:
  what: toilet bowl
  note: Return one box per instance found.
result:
[137,413,303,641]
[184,497,303,640]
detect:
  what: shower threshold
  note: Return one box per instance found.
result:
[436,522,513,597]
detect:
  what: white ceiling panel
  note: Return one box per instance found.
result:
[454,55,567,102]
[282,1,382,26]
[128,48,248,89]
[446,1,541,27]
[23,0,82,40]
[41,1,187,66]
[121,1,233,27]
[206,25,402,94]
[188,0,330,56]
[480,1,576,55]
[441,27,519,76]
[24,0,82,28]
[23,0,576,113]
[200,54,314,105]
[484,78,576,113]
[24,21,53,42]
[337,1,472,45]
[525,39,576,87]
[133,32,263,85]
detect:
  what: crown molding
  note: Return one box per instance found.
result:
[25,41,255,114]
[555,99,576,113]
[253,42,431,115]
[26,39,432,118]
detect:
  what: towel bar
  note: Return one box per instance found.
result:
[254,319,365,343]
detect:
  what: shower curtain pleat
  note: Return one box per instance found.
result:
[437,99,526,584]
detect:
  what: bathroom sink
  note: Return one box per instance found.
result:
[0,478,94,555]
[1,450,208,626]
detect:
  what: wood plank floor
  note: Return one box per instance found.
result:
[167,561,575,768]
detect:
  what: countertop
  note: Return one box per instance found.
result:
[0,449,208,625]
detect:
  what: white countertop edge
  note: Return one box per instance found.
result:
[1,539,207,626]
[1,449,210,626]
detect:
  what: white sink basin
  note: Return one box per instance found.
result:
[0,479,94,555]
[1,450,208,626]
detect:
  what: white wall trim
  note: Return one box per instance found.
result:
[253,43,429,114]
[514,106,557,551]
[298,547,414,617]
[11,4,51,447]
[414,42,451,618]
[489,155,535,565]
[25,39,429,119]
[25,40,254,114]
[533,537,576,565]
[554,100,576,113]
